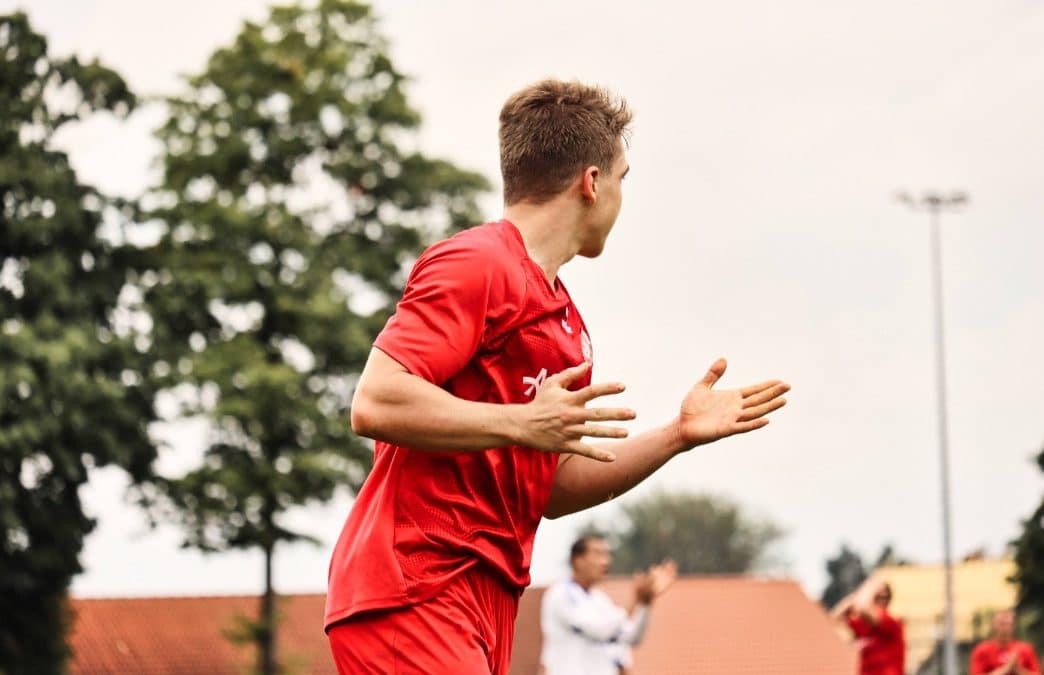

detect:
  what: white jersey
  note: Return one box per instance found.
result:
[540,579,649,675]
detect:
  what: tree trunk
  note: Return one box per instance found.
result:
[259,540,277,675]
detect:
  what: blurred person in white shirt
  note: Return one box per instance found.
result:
[540,534,677,675]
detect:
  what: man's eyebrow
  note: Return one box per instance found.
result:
[622,165,630,178]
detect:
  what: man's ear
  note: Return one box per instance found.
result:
[580,165,600,204]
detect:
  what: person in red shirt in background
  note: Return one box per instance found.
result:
[833,577,905,675]
[970,609,1041,675]
[324,79,791,675]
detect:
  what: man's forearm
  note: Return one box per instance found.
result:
[352,349,629,461]
[544,421,687,518]
[830,594,856,621]
[619,605,650,645]
[352,366,523,451]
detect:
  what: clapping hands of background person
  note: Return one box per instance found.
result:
[634,560,678,605]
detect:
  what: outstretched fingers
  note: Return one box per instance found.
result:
[740,379,783,398]
[742,382,790,408]
[574,424,630,439]
[583,405,637,422]
[563,440,616,463]
[574,380,627,403]
[550,361,593,388]
[732,418,771,434]
[737,397,787,422]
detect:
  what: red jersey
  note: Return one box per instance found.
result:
[325,220,594,629]
[970,639,1040,675]
[847,611,905,675]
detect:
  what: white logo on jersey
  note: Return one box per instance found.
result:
[561,307,573,335]
[581,330,593,362]
[522,368,548,397]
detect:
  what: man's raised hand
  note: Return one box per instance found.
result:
[518,362,635,463]
[675,358,789,447]
[649,559,678,596]
[634,559,678,604]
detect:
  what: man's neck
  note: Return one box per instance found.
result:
[503,198,585,285]
[571,574,593,591]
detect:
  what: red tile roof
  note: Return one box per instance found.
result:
[68,594,335,675]
[510,576,858,675]
[70,577,856,675]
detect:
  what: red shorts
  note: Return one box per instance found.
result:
[327,565,521,675]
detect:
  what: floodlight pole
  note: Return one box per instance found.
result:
[896,190,968,675]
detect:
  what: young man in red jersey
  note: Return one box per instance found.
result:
[970,610,1040,675]
[325,79,791,674]
[833,577,905,675]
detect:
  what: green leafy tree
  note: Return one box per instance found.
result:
[0,12,154,675]
[139,2,487,673]
[595,491,784,575]
[871,543,910,569]
[820,544,868,608]
[1013,442,1044,653]
[820,542,910,608]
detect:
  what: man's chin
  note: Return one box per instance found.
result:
[578,241,607,258]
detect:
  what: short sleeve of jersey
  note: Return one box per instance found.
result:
[968,644,989,675]
[1019,643,1041,672]
[845,614,863,635]
[375,233,513,385]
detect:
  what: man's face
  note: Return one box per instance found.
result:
[572,538,612,584]
[578,143,629,258]
[873,585,892,608]
[993,611,1015,641]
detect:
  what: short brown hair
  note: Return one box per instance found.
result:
[499,80,632,205]
[569,533,607,561]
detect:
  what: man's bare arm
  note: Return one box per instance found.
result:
[545,424,685,517]
[546,358,788,518]
[350,348,635,462]
[980,656,1017,675]
[845,577,888,625]
[830,592,858,622]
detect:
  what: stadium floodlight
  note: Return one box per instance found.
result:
[896,189,969,675]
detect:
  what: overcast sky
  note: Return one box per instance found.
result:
[6,0,1043,600]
